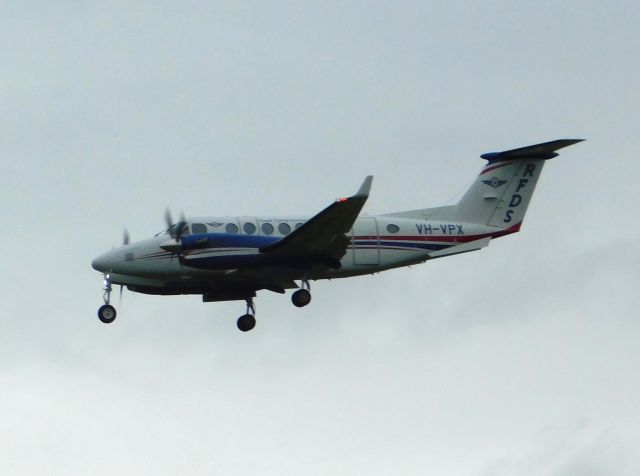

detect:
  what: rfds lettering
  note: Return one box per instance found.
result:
[503,163,535,223]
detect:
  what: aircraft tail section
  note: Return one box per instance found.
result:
[449,139,583,227]
[444,154,547,227]
[387,139,583,228]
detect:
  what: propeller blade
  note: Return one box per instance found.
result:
[165,208,174,235]
[164,209,187,263]
[123,229,130,245]
[174,211,187,242]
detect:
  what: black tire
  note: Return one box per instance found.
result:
[98,304,117,324]
[237,314,256,332]
[291,289,311,308]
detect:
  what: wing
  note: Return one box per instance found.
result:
[259,176,373,265]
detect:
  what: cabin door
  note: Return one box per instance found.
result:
[351,218,379,265]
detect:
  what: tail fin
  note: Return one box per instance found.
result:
[429,139,583,227]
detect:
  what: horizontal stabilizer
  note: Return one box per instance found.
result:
[480,139,584,164]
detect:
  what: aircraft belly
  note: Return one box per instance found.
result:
[335,246,431,278]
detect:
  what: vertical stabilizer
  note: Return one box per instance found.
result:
[445,159,546,226]
[434,139,583,227]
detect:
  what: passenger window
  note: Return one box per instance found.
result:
[386,224,400,234]
[295,222,303,230]
[278,223,291,235]
[192,223,207,234]
[261,223,274,235]
[225,223,239,234]
[243,223,256,235]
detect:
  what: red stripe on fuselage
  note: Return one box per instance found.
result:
[354,222,522,243]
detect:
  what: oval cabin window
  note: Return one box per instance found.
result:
[278,223,291,235]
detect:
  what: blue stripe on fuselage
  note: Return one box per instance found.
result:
[181,233,280,250]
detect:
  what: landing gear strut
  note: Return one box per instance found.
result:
[97,274,117,324]
[237,298,256,332]
[292,279,312,308]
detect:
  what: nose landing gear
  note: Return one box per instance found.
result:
[237,298,256,332]
[97,274,117,324]
[98,304,117,323]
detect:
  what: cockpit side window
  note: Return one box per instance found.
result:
[192,223,207,234]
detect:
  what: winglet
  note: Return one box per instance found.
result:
[480,139,585,164]
[355,175,373,198]
[261,175,374,258]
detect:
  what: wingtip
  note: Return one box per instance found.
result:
[561,138,586,145]
[355,175,373,197]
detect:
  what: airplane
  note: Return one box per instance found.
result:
[92,138,583,331]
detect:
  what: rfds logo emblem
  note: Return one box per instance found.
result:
[482,177,508,188]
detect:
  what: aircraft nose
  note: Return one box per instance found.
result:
[92,252,111,272]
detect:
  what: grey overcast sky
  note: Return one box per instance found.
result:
[2,1,639,475]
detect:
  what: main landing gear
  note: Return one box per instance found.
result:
[237,298,256,332]
[291,279,311,308]
[235,280,312,332]
[97,274,117,324]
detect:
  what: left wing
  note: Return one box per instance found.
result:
[259,176,373,265]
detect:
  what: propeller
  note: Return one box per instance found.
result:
[165,208,187,242]
[164,208,173,234]
[163,208,188,260]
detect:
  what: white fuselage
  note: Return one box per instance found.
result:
[93,214,511,288]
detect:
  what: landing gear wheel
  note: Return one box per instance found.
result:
[237,314,256,332]
[98,304,117,324]
[292,289,311,308]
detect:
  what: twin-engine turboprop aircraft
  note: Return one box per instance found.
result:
[92,139,583,331]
